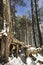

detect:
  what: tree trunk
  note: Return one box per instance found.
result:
[3,0,12,59]
[34,0,43,47]
[31,0,37,47]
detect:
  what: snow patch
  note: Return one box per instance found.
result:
[26,56,32,65]
[32,53,43,62]
[5,57,25,65]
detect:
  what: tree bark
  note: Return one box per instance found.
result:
[3,0,12,59]
[34,0,43,47]
[31,0,37,47]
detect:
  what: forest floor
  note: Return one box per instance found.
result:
[0,53,43,65]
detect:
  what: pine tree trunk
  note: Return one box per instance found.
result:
[34,0,43,47]
[3,0,12,59]
[31,0,37,47]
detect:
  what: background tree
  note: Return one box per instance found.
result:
[31,0,37,47]
[14,15,31,43]
[10,0,26,33]
[34,0,43,47]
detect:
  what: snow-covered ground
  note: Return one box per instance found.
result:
[32,53,43,62]
[6,57,25,65]
[7,53,43,65]
[0,47,43,65]
[0,54,43,65]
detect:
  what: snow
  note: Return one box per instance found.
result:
[27,47,36,51]
[7,56,36,65]
[30,47,36,50]
[26,56,32,65]
[5,57,25,65]
[0,64,1,65]
[37,54,43,62]
[0,47,43,65]
[0,55,43,65]
[36,63,40,65]
[32,53,43,62]
[3,32,7,36]
[32,53,43,65]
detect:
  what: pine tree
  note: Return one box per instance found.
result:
[31,0,37,47]
[34,0,43,47]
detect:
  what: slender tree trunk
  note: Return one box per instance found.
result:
[34,0,43,47]
[31,0,37,47]
[9,0,14,37]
